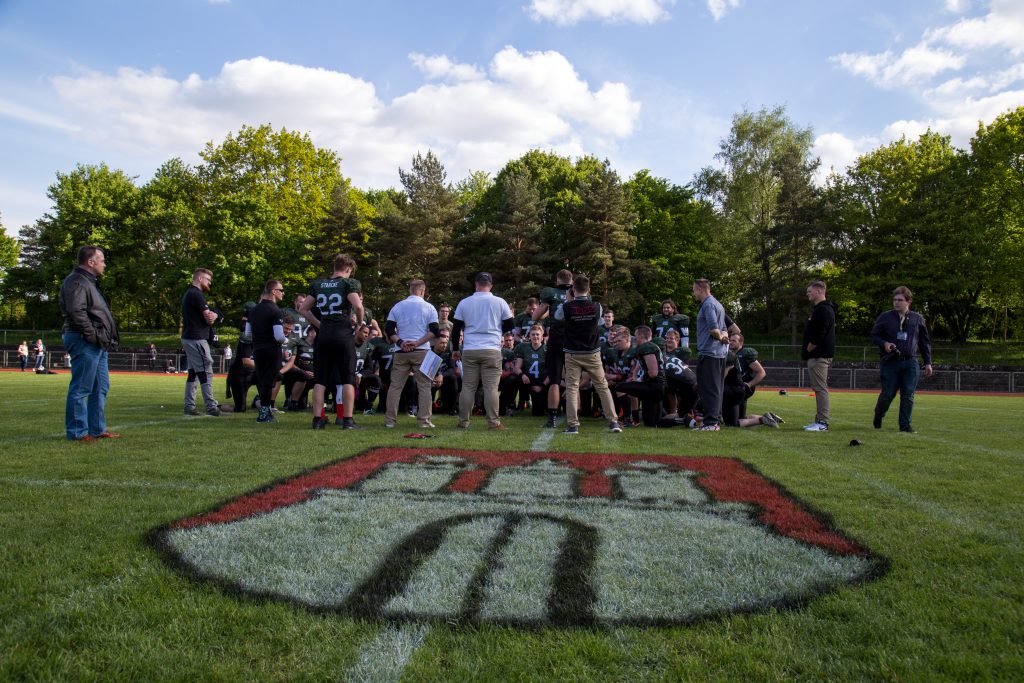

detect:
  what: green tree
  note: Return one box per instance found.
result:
[828,131,988,341]
[369,151,463,305]
[7,164,140,327]
[696,106,817,329]
[968,107,1024,340]
[567,159,640,317]
[626,170,716,322]
[198,124,345,305]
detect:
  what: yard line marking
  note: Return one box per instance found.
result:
[803,453,1020,547]
[342,424,557,680]
[342,623,430,683]
[0,416,195,444]
[0,476,235,492]
[531,427,555,452]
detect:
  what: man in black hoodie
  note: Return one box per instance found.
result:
[801,281,837,432]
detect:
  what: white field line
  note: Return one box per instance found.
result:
[0,416,196,444]
[0,476,234,492]
[342,423,557,681]
[798,450,1021,547]
[341,623,430,683]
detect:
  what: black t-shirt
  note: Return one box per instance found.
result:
[249,300,285,349]
[181,286,211,340]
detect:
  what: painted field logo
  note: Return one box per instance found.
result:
[152,448,886,627]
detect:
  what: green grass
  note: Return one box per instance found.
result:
[1,372,1022,681]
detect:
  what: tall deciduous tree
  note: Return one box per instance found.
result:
[198,124,344,304]
[828,131,990,341]
[696,106,817,329]
[626,170,716,322]
[968,107,1024,339]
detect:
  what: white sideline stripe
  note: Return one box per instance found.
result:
[0,476,234,492]
[343,425,556,680]
[1,416,195,444]
[341,624,429,683]
[808,455,1020,546]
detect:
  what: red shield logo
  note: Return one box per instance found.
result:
[151,448,886,627]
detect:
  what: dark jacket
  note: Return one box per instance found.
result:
[59,267,119,350]
[801,300,837,360]
[870,309,932,365]
[558,297,603,354]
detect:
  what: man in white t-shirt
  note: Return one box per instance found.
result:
[451,272,514,430]
[383,279,440,429]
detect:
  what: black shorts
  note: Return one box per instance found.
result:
[545,344,564,385]
[314,323,356,386]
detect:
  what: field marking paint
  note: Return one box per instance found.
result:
[0,476,234,492]
[341,624,430,683]
[0,416,196,445]
[343,427,556,681]
[805,452,1021,547]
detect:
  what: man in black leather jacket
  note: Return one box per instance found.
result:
[59,245,120,441]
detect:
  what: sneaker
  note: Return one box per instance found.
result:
[456,420,471,429]
[760,414,779,428]
[256,407,274,423]
[363,408,376,416]
[183,407,200,416]
[488,423,507,431]
[311,416,327,430]
[608,421,622,433]
[384,421,396,428]
[697,423,720,431]
[341,419,363,430]
[206,406,222,417]
[543,416,558,429]
[873,415,882,429]
[562,425,580,435]
[335,417,346,426]
[407,406,418,417]
[419,420,436,429]
[766,412,785,424]
[899,426,915,433]
[95,432,121,439]
[803,422,829,432]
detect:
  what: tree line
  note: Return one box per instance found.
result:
[1,105,1021,343]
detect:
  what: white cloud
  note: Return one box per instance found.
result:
[832,44,965,88]
[927,0,1024,55]
[706,0,742,21]
[944,0,971,13]
[409,53,484,82]
[812,132,878,180]
[46,50,640,190]
[527,0,673,25]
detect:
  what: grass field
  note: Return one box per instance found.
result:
[1,371,1022,682]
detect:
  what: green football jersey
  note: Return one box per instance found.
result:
[514,342,546,380]
[309,277,362,326]
[633,341,665,384]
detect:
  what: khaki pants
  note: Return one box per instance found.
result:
[386,350,434,425]
[564,352,617,428]
[458,349,502,426]
[807,357,832,425]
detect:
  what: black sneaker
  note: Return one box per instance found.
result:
[183,407,200,416]
[873,415,882,429]
[341,418,363,430]
[543,416,558,428]
[562,425,580,435]
[311,416,328,430]
[256,407,274,423]
[206,406,222,417]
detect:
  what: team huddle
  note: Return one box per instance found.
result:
[58,245,934,442]
[193,255,784,433]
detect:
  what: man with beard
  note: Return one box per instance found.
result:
[181,268,221,417]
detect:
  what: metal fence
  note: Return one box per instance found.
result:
[760,365,1024,393]
[1,350,229,375]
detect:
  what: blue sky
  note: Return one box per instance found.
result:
[2,0,1023,235]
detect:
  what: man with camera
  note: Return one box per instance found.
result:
[870,286,933,433]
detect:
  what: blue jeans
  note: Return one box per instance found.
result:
[875,357,920,430]
[63,331,109,439]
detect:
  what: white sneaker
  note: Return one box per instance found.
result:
[803,422,829,432]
